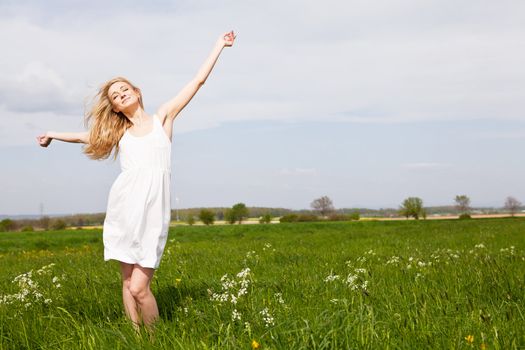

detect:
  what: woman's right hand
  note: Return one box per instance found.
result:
[36,133,52,147]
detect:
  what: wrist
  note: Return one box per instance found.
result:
[215,39,225,49]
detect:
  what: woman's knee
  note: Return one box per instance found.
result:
[122,278,132,290]
[128,282,150,301]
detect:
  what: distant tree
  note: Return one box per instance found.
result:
[21,226,34,232]
[0,218,15,232]
[280,214,299,223]
[199,209,215,226]
[349,211,360,221]
[310,196,335,217]
[51,219,66,230]
[224,209,236,224]
[231,203,249,224]
[39,216,51,230]
[187,215,195,226]
[399,197,425,220]
[454,195,471,215]
[76,217,85,227]
[259,213,272,224]
[504,196,522,217]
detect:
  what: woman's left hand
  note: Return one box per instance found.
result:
[220,30,236,47]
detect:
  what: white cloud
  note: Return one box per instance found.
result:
[1,1,524,139]
[0,61,79,113]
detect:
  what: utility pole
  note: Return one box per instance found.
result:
[175,197,180,222]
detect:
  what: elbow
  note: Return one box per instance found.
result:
[195,78,206,87]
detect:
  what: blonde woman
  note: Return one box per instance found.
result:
[36,31,236,327]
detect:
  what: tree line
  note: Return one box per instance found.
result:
[1,195,523,232]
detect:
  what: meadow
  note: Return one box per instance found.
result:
[0,219,524,349]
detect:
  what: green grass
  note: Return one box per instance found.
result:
[1,219,524,349]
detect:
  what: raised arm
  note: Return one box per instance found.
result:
[156,31,236,124]
[36,131,89,148]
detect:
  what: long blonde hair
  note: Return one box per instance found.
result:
[83,77,143,160]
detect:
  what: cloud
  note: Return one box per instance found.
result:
[0,61,80,114]
[1,0,524,146]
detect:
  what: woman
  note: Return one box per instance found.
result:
[36,31,236,327]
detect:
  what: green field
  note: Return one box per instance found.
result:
[1,219,524,349]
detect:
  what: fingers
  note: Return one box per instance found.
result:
[223,30,236,41]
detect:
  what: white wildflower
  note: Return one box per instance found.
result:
[357,256,367,263]
[260,307,274,327]
[324,272,340,282]
[345,274,358,290]
[236,268,251,279]
[232,309,242,321]
[386,256,400,265]
[274,292,285,304]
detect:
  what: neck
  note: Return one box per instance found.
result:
[123,106,147,126]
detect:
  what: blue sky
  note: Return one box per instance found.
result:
[1,1,524,215]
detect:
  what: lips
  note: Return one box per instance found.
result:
[122,97,130,103]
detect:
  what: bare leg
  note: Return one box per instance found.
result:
[120,262,140,329]
[128,265,159,327]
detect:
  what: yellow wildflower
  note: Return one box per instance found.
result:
[251,339,260,349]
[480,343,487,350]
[175,278,181,283]
[465,335,474,344]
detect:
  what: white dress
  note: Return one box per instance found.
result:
[103,114,171,269]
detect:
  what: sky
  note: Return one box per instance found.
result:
[1,0,524,216]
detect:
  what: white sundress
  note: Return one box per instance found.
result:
[103,114,171,269]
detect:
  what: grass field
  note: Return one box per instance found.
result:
[1,219,524,349]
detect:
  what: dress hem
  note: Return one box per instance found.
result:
[104,250,160,269]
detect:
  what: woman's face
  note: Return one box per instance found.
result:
[108,81,140,113]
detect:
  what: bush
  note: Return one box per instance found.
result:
[296,214,319,222]
[280,214,320,223]
[21,226,34,232]
[224,203,249,224]
[0,218,16,232]
[349,211,360,221]
[328,214,349,221]
[459,213,472,220]
[199,210,215,226]
[280,214,298,223]
[51,219,67,230]
[399,197,425,220]
[224,209,236,224]
[187,215,195,226]
[259,213,272,224]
